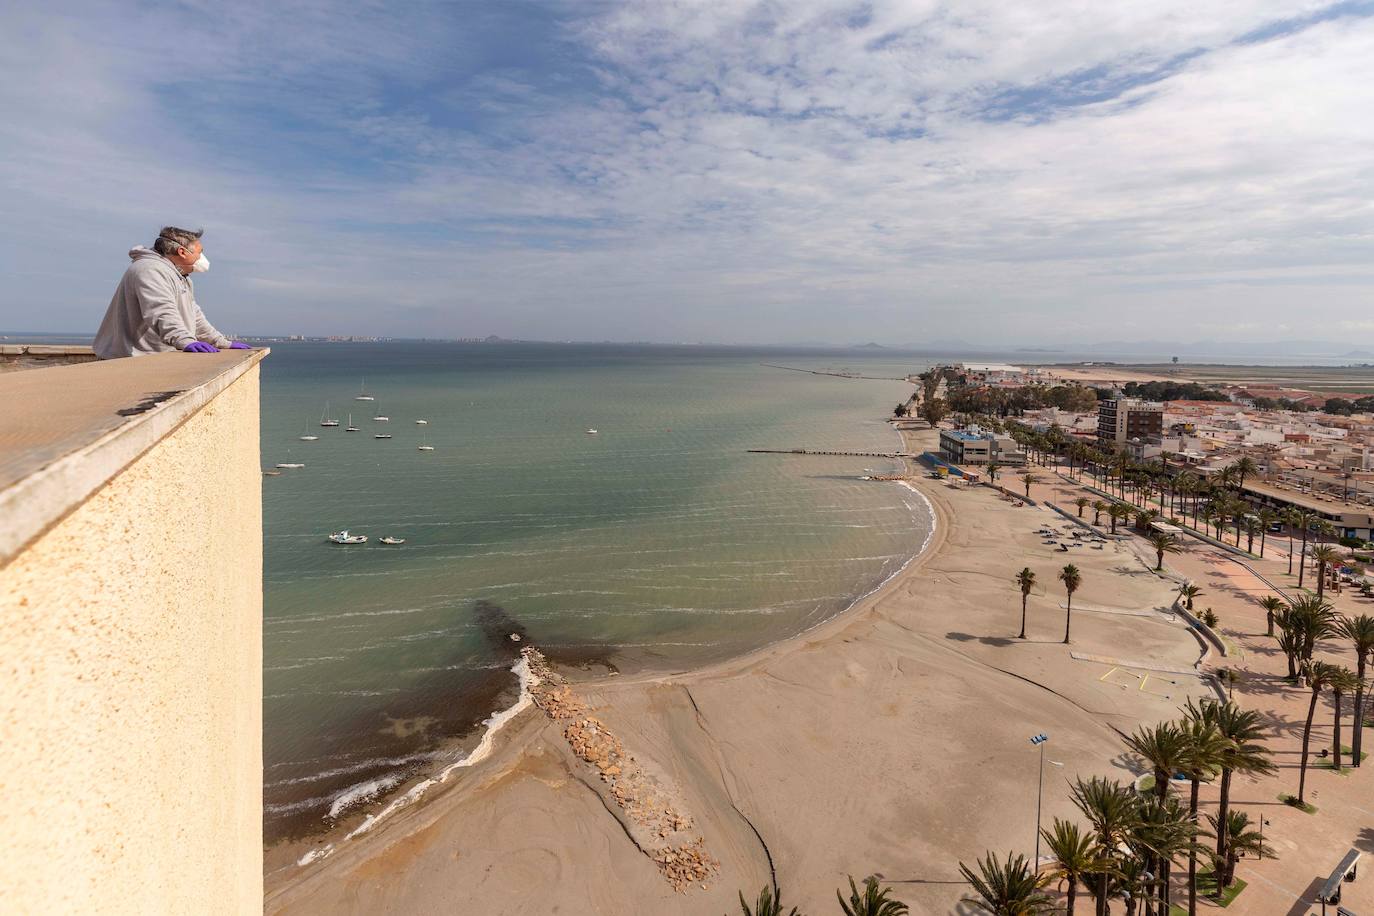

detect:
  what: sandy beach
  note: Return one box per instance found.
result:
[265,427,1217,913]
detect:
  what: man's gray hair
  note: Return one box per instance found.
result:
[153,226,203,256]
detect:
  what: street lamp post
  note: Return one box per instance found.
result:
[1031,733,1049,867]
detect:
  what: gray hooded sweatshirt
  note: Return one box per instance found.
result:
[93,246,231,359]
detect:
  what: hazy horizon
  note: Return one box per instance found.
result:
[3,2,1372,345]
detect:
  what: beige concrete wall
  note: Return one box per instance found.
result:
[0,365,262,913]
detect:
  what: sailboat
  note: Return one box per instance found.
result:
[320,402,340,427]
[418,430,434,451]
[345,413,359,432]
[299,421,318,441]
[355,379,375,401]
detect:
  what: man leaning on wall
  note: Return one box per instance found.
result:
[93,226,251,359]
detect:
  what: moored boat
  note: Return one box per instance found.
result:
[379,536,406,545]
[328,530,367,545]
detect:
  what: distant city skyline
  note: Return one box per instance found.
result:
[2,1,1372,345]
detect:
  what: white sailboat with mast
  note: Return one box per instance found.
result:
[355,379,375,401]
[320,402,339,427]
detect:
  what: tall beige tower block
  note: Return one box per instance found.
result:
[0,349,267,913]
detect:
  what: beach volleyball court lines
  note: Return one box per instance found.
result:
[1097,665,1189,700]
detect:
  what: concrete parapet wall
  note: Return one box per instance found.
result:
[0,363,263,912]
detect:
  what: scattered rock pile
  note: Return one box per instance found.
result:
[652,838,720,892]
[523,649,718,891]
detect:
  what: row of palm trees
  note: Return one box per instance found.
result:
[1015,565,1081,643]
[730,875,908,915]
[1268,595,1374,783]
[1004,424,1351,572]
[955,698,1275,915]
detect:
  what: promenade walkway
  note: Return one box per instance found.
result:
[1031,466,1374,916]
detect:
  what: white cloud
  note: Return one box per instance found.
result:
[0,1,1371,344]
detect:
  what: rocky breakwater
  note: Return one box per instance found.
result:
[523,650,719,892]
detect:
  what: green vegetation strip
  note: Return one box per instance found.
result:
[1278,793,1317,813]
[1168,873,1247,912]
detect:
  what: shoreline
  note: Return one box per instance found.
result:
[267,427,1208,914]
[265,422,932,882]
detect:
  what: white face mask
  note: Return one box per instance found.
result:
[192,253,210,273]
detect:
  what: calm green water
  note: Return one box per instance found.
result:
[261,343,931,841]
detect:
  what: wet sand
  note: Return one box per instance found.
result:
[265,428,1213,913]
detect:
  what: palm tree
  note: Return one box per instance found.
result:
[1257,508,1279,557]
[1292,509,1319,588]
[1145,532,1182,571]
[1040,820,1100,916]
[1342,614,1374,766]
[1288,594,1339,666]
[1243,516,1261,554]
[1107,502,1132,535]
[1179,583,1201,611]
[1272,607,1304,679]
[837,876,907,916]
[958,852,1052,915]
[1258,595,1284,638]
[1015,568,1036,640]
[733,885,801,916]
[1309,545,1343,598]
[1185,699,1275,876]
[1296,661,1339,806]
[1329,665,1361,770]
[1132,795,1194,913]
[1070,776,1140,916]
[1123,722,1186,801]
[1204,811,1274,891]
[1075,496,1090,518]
[1230,456,1258,491]
[1177,716,1227,916]
[1091,500,1108,526]
[987,461,1001,483]
[1281,508,1302,575]
[1060,564,1081,644]
[1020,472,1040,499]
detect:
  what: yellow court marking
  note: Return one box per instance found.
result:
[1099,666,1120,682]
[1139,674,1149,692]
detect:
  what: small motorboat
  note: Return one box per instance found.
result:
[263,470,282,476]
[328,530,367,545]
[355,379,375,401]
[375,433,393,439]
[415,419,428,425]
[275,463,305,469]
[373,416,389,422]
[586,429,598,435]
[379,536,406,545]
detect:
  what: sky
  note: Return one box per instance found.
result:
[1,0,1372,345]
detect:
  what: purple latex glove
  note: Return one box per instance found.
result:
[184,341,219,353]
[227,341,252,350]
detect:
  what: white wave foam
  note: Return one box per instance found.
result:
[328,773,407,819]
[296,655,539,867]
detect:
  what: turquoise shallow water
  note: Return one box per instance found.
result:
[260,343,931,841]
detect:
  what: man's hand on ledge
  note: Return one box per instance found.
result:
[184,341,219,353]
[228,341,252,349]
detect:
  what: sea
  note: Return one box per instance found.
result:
[258,343,934,845]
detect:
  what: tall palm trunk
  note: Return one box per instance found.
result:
[1259,527,1267,558]
[1214,768,1233,886]
[1064,595,1073,643]
[1333,690,1344,769]
[1355,653,1368,766]
[1298,689,1320,804]
[1066,877,1077,916]
[1188,779,1201,916]
[1298,528,1309,588]
[1019,593,1028,640]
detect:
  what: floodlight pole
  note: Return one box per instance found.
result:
[1031,733,1049,867]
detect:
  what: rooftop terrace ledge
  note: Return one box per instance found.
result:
[0,347,269,568]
